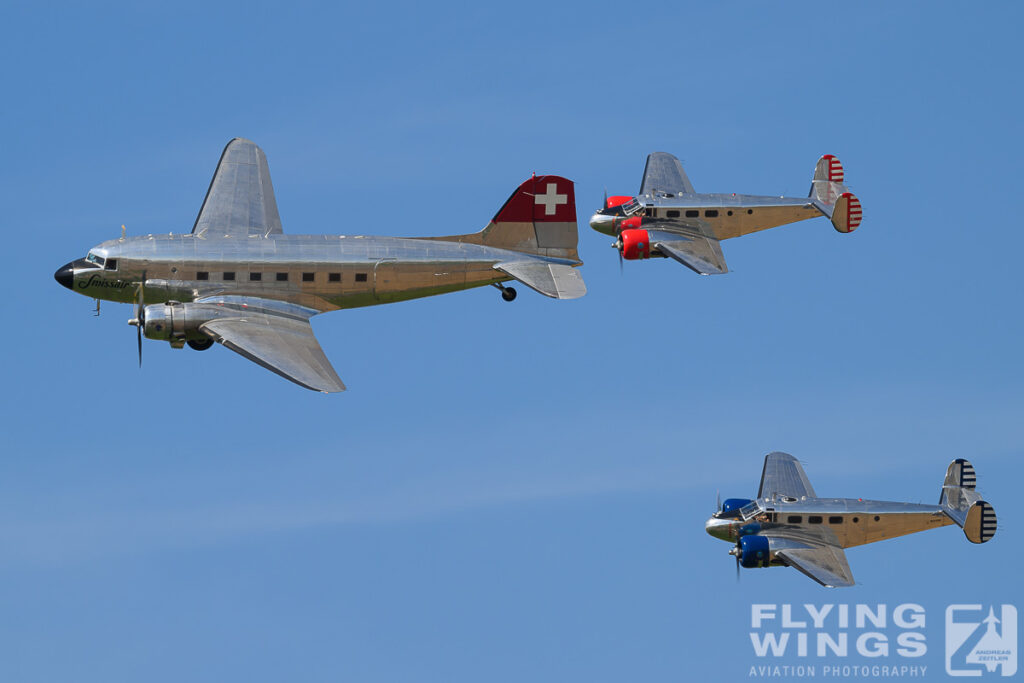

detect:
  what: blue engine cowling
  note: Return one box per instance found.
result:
[720,498,754,518]
[739,535,771,568]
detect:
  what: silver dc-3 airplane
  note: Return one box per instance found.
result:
[55,138,586,392]
[590,152,862,273]
[706,453,997,587]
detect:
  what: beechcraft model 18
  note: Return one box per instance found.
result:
[706,453,997,587]
[54,138,586,392]
[590,152,862,274]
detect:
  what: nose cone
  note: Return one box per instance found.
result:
[54,262,75,290]
[705,517,735,542]
[589,211,618,236]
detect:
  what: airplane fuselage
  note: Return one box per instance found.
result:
[58,233,571,312]
[590,193,825,240]
[705,496,953,550]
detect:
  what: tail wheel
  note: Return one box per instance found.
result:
[501,287,517,302]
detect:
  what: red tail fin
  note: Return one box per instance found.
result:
[493,175,576,224]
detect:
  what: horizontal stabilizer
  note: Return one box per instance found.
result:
[494,261,586,299]
[939,459,996,543]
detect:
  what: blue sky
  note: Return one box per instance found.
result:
[1,2,1021,681]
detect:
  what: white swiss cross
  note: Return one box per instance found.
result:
[535,182,567,216]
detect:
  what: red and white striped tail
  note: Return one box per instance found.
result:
[814,154,845,183]
[831,192,862,233]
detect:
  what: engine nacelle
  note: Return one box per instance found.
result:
[142,302,211,342]
[739,535,771,568]
[605,195,633,209]
[719,498,753,518]
[619,228,650,259]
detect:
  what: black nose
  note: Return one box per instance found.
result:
[54,262,75,290]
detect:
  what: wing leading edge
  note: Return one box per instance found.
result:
[192,138,284,238]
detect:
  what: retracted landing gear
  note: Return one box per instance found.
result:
[492,282,517,302]
[187,338,214,351]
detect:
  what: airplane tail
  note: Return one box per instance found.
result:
[429,175,581,262]
[939,459,997,544]
[808,154,862,233]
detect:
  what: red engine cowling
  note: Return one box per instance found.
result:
[605,195,633,209]
[619,228,651,259]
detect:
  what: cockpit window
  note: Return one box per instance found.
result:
[739,501,762,521]
[104,258,117,271]
[85,252,105,267]
[621,198,643,216]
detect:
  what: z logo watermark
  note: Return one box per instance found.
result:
[946,605,1017,677]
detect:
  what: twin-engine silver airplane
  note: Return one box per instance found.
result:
[706,453,996,587]
[590,152,862,274]
[54,138,586,392]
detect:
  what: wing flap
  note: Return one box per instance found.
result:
[494,262,586,300]
[640,152,696,196]
[775,545,855,588]
[192,138,284,238]
[758,452,817,499]
[200,314,344,393]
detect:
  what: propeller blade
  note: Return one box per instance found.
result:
[736,554,741,582]
[603,187,609,210]
[716,490,722,512]
[136,273,145,368]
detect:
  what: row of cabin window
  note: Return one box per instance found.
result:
[194,271,368,283]
[785,515,882,524]
[647,208,755,218]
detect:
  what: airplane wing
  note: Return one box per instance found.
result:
[639,152,696,196]
[194,297,344,393]
[192,138,284,238]
[758,452,817,499]
[648,231,728,275]
[494,261,587,299]
[774,544,855,588]
[760,525,855,588]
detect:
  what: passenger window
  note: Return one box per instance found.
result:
[196,271,209,281]
[249,272,262,281]
[705,210,719,218]
[787,515,802,524]
[328,273,341,282]
[808,516,823,524]
[829,516,843,524]
[355,273,368,282]
[685,210,699,218]
[276,272,288,282]
[302,272,315,282]
[666,210,680,218]
[223,272,235,281]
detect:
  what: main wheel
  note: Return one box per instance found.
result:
[501,287,517,302]
[187,338,214,351]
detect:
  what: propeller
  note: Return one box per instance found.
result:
[729,543,741,582]
[612,234,624,274]
[716,490,721,512]
[128,273,146,367]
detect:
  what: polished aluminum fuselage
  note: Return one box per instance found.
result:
[706,495,953,549]
[590,193,823,240]
[70,233,568,311]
